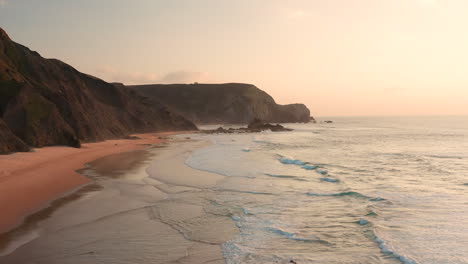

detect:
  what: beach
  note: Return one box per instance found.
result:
[0,134,238,263]
[0,132,183,234]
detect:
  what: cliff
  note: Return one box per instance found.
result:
[0,27,196,154]
[0,118,30,153]
[128,83,312,124]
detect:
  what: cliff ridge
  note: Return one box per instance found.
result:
[129,83,312,124]
[0,27,197,154]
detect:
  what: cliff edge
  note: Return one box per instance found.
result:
[0,27,196,154]
[128,83,312,124]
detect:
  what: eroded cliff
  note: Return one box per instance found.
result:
[0,27,196,154]
[129,83,312,124]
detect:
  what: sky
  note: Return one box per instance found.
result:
[1,0,467,116]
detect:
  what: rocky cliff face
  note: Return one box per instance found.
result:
[0,118,29,153]
[0,27,196,154]
[128,83,312,124]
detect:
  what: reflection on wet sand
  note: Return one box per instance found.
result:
[0,184,103,257]
[81,149,153,179]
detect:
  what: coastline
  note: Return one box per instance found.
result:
[0,131,191,235]
[0,135,237,263]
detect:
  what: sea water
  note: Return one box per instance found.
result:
[187,116,468,264]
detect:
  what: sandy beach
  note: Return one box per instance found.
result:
[0,135,238,263]
[0,132,184,235]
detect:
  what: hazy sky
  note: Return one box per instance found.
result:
[1,0,467,116]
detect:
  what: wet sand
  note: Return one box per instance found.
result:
[0,132,183,234]
[0,137,238,264]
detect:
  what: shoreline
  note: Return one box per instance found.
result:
[0,131,193,235]
[0,136,236,263]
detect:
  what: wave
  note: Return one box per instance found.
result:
[279,157,307,166]
[306,191,371,199]
[268,228,332,245]
[215,188,276,196]
[265,173,308,181]
[277,156,323,172]
[320,177,340,183]
[253,140,293,150]
[316,169,328,175]
[265,173,297,179]
[306,191,386,202]
[356,218,369,225]
[366,211,378,216]
[231,215,242,221]
[241,208,253,215]
[277,156,334,175]
[231,216,244,228]
[427,155,463,159]
[301,165,317,170]
[373,231,418,264]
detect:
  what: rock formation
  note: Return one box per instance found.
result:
[203,119,293,134]
[128,83,312,124]
[0,27,196,154]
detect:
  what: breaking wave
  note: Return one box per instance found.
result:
[373,230,418,264]
[268,228,332,245]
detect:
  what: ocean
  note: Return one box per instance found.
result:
[188,116,468,263]
[1,116,467,264]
